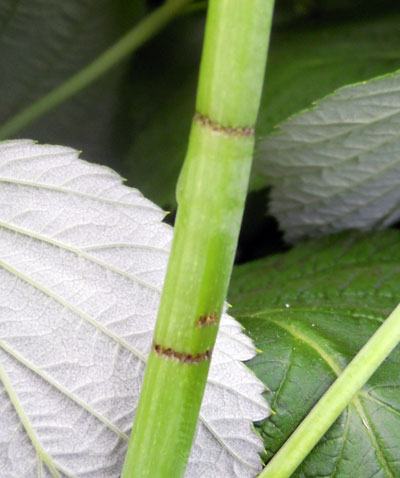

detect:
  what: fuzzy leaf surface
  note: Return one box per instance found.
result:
[0,140,269,478]
[230,231,400,477]
[258,13,400,140]
[259,70,400,242]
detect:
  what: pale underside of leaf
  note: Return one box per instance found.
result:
[0,140,269,478]
[259,70,400,242]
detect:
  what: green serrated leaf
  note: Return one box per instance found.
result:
[259,67,400,243]
[229,230,400,477]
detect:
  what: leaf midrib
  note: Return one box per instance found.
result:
[0,339,129,442]
[267,128,400,175]
[198,411,261,471]
[268,92,400,153]
[273,157,400,218]
[0,357,63,478]
[0,251,253,474]
[353,398,395,477]
[0,177,159,212]
[0,219,164,293]
[250,312,396,477]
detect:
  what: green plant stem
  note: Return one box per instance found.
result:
[0,0,191,140]
[259,302,400,478]
[121,1,275,477]
[181,1,208,14]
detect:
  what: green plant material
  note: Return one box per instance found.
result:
[257,13,400,139]
[0,139,268,478]
[121,1,275,477]
[0,0,191,165]
[272,0,400,25]
[229,230,400,477]
[259,302,400,478]
[124,13,204,207]
[182,0,208,14]
[0,0,146,166]
[124,13,400,207]
[259,69,400,243]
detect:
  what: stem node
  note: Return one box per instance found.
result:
[122,1,275,476]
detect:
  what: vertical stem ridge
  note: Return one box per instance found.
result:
[122,1,275,477]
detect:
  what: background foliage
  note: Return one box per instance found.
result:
[1,0,400,476]
[230,231,400,476]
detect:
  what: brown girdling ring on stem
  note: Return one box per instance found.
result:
[194,112,254,137]
[152,342,213,364]
[196,312,218,328]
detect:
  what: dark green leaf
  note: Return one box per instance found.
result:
[0,0,146,168]
[230,231,400,477]
[272,0,400,26]
[124,13,204,207]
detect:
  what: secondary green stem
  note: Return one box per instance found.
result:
[181,1,208,14]
[0,0,190,140]
[259,302,400,478]
[121,1,275,477]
